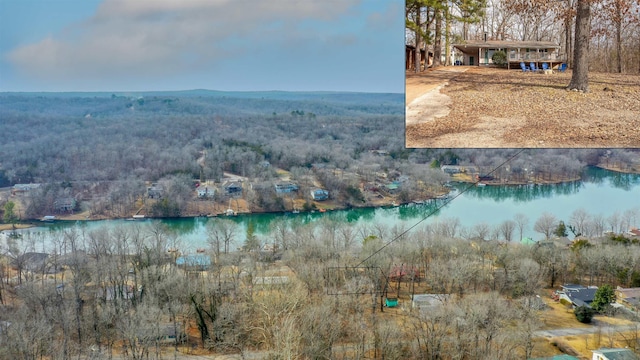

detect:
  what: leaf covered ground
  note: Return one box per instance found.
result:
[406,67,640,148]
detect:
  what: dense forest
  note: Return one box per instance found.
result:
[2,210,640,359]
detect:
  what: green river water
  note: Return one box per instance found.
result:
[11,167,640,252]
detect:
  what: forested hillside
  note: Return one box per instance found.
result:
[1,92,639,220]
[0,92,403,184]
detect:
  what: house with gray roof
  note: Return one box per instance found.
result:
[559,284,598,308]
[592,348,638,360]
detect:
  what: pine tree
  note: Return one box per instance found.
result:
[591,284,616,313]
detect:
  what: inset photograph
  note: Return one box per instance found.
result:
[405,1,640,148]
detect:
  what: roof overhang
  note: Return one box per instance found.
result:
[453,41,560,55]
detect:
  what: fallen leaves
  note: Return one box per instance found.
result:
[406,67,640,147]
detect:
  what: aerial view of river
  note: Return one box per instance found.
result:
[10,167,640,252]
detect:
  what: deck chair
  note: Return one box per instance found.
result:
[520,62,530,72]
[558,63,567,72]
[529,62,538,72]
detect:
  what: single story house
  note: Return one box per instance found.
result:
[615,286,640,309]
[275,182,298,194]
[11,183,41,195]
[453,40,563,69]
[197,186,215,198]
[224,182,242,196]
[559,284,598,308]
[411,294,451,310]
[592,348,638,360]
[54,197,76,213]
[628,228,640,238]
[311,188,329,201]
[147,183,163,199]
[176,254,211,271]
[12,252,53,273]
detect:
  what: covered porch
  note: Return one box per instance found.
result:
[453,40,565,70]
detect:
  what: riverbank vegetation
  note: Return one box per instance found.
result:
[1,93,639,223]
[1,207,640,359]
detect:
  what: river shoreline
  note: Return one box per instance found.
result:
[1,164,637,232]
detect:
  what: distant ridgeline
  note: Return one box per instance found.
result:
[0,90,403,117]
[0,91,405,188]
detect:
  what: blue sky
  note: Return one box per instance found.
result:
[0,0,404,93]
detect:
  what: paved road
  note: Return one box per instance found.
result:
[535,321,640,338]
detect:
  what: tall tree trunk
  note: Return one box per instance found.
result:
[445,2,451,66]
[568,0,590,91]
[463,11,469,40]
[415,6,422,73]
[615,0,622,73]
[434,9,442,68]
[564,5,573,68]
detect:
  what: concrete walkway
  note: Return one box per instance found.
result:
[405,67,468,127]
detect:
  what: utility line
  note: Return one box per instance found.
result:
[354,148,526,268]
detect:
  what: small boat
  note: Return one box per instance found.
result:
[477,183,487,187]
[225,208,236,216]
[41,215,56,222]
[292,209,300,214]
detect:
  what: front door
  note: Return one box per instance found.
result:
[469,56,475,66]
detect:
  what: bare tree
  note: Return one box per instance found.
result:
[206,219,238,259]
[570,208,591,237]
[534,212,558,240]
[498,220,516,242]
[514,213,529,242]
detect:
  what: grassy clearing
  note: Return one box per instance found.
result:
[540,299,591,330]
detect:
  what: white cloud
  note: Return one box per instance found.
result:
[7,0,362,83]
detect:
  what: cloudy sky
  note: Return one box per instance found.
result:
[0,0,403,93]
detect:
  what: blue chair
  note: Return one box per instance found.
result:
[558,63,567,72]
[529,62,538,71]
[519,62,530,72]
[542,63,549,71]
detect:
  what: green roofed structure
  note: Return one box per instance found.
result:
[592,348,639,360]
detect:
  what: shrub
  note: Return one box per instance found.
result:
[574,305,594,323]
[491,51,507,66]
